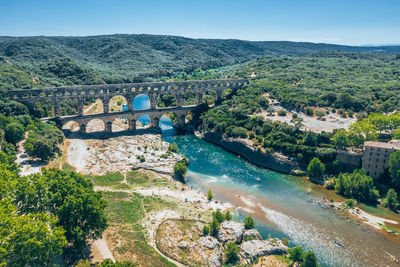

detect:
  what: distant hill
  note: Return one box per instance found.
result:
[0,34,400,86]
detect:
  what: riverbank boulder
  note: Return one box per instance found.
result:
[217,221,245,244]
[243,229,262,240]
[240,239,289,262]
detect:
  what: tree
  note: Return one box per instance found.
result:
[0,201,67,266]
[384,189,399,211]
[307,157,325,181]
[389,151,400,187]
[224,242,240,264]
[207,189,213,201]
[173,162,187,181]
[302,251,318,267]
[244,216,255,229]
[5,122,24,145]
[332,129,349,148]
[224,210,232,221]
[315,110,325,119]
[42,170,107,252]
[304,107,314,116]
[288,246,303,263]
[31,139,53,160]
[303,131,317,146]
[213,209,225,224]
[210,218,219,237]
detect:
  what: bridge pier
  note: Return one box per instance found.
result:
[80,123,86,133]
[196,93,203,105]
[129,119,136,131]
[54,100,60,117]
[106,121,112,133]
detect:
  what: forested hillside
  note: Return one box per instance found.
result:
[0,34,399,85]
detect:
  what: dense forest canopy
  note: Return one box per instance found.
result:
[0,34,400,85]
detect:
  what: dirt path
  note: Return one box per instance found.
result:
[91,238,116,263]
[15,139,43,176]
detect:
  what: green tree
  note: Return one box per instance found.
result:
[384,189,399,211]
[207,189,213,201]
[244,216,255,229]
[224,242,240,264]
[42,170,107,252]
[0,200,67,266]
[173,162,187,181]
[288,246,304,263]
[303,131,317,146]
[210,218,219,237]
[213,209,225,224]
[332,129,349,148]
[224,210,232,221]
[302,251,318,267]
[307,157,325,181]
[389,151,400,187]
[5,122,24,145]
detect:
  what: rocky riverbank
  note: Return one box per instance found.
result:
[200,131,300,174]
[156,218,289,266]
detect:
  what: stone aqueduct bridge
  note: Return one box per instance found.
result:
[8,79,248,133]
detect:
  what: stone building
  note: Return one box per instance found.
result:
[362,140,400,179]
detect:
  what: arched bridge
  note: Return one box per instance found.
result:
[8,79,248,133]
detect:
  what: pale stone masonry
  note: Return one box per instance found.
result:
[362,140,400,179]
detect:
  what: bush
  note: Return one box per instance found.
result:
[168,143,178,153]
[278,110,287,116]
[288,246,303,263]
[315,110,325,119]
[210,219,219,237]
[203,225,210,235]
[244,216,255,229]
[224,242,240,264]
[345,199,355,209]
[207,189,213,201]
[302,251,318,267]
[224,210,232,221]
[304,107,314,116]
[173,163,187,181]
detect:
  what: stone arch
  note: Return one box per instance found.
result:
[62,121,80,132]
[111,115,129,132]
[86,119,106,133]
[108,95,128,113]
[202,89,218,106]
[157,91,178,108]
[182,89,198,106]
[133,94,150,110]
[136,114,152,129]
[83,97,104,115]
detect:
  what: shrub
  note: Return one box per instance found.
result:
[207,189,213,201]
[278,110,287,116]
[224,242,240,264]
[315,110,325,119]
[345,199,355,209]
[210,219,219,237]
[288,246,303,263]
[302,251,318,267]
[244,216,255,229]
[224,210,232,221]
[304,107,314,116]
[203,225,210,235]
[168,143,178,153]
[173,163,187,181]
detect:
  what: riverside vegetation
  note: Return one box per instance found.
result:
[1,33,400,266]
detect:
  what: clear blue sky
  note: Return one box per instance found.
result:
[1,0,399,45]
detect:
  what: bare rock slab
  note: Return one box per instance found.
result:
[217,221,245,244]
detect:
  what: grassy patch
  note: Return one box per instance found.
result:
[102,191,177,266]
[90,172,124,186]
[62,163,75,172]
[126,171,169,188]
[379,223,400,234]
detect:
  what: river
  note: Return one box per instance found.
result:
[135,101,400,266]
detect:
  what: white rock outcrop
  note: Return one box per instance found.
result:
[243,229,262,240]
[240,239,288,260]
[217,221,245,244]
